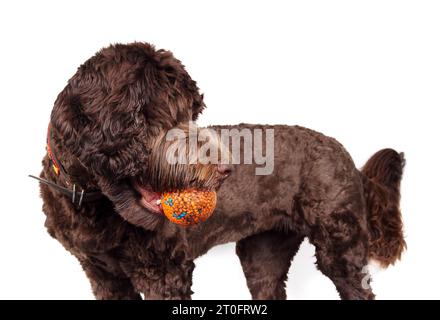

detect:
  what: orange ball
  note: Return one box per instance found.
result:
[161,189,217,226]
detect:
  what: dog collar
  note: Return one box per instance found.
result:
[29,123,104,209]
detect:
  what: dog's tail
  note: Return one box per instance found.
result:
[361,148,406,267]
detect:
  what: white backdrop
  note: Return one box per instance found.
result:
[0,0,439,299]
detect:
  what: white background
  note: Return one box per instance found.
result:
[0,0,439,299]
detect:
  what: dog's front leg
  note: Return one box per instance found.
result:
[129,259,195,300]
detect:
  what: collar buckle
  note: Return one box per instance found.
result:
[72,184,85,209]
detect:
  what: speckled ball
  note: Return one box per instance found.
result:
[161,189,217,226]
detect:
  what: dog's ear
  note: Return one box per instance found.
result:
[50,43,204,181]
[51,71,151,180]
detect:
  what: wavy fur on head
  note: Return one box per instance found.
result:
[51,42,205,180]
[141,124,230,192]
[46,43,216,232]
[362,149,406,267]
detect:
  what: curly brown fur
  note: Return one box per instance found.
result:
[361,149,406,267]
[232,131,405,300]
[38,43,405,300]
[46,42,213,231]
[144,124,227,192]
[41,42,224,299]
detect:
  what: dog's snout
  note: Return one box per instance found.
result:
[217,164,233,176]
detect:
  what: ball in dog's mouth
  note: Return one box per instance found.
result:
[160,189,217,226]
[133,182,217,225]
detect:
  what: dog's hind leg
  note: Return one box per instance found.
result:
[80,257,141,300]
[307,206,375,300]
[296,143,377,299]
[236,230,304,299]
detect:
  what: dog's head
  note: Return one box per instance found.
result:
[133,123,232,216]
[49,42,231,229]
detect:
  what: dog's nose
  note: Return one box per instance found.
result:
[217,164,233,176]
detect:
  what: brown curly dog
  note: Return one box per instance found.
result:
[36,42,405,300]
